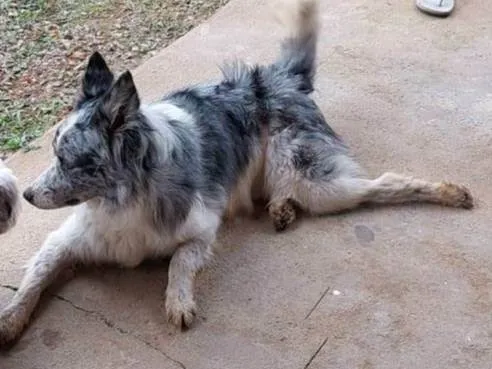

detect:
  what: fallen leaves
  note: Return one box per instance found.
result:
[0,0,229,155]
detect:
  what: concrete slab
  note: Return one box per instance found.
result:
[0,287,185,369]
[1,0,492,368]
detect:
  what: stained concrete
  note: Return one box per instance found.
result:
[1,0,491,368]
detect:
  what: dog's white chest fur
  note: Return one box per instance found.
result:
[68,204,164,267]
[56,198,219,268]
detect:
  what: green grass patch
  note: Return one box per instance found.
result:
[0,99,66,152]
[1,0,229,156]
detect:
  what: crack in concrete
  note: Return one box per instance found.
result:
[305,286,330,320]
[54,295,187,368]
[0,284,186,369]
[303,336,328,369]
[0,284,18,292]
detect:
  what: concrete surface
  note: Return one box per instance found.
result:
[1,0,492,368]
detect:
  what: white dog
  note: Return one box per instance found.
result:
[0,159,20,235]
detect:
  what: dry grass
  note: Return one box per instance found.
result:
[0,0,229,157]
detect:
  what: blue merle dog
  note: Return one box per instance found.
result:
[0,0,473,346]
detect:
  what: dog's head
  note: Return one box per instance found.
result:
[23,52,142,209]
[0,161,20,234]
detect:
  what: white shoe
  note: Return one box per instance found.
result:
[416,0,455,17]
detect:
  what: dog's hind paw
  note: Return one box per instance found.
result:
[165,293,197,330]
[0,307,25,349]
[269,199,297,232]
[438,182,474,209]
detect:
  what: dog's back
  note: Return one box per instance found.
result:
[154,0,324,217]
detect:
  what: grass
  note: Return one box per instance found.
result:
[0,99,65,152]
[0,0,229,156]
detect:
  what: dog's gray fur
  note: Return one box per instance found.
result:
[0,0,473,346]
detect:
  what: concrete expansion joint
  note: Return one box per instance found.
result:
[0,283,187,369]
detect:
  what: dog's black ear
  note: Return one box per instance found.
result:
[79,52,114,105]
[101,71,140,133]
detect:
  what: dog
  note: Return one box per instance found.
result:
[0,0,473,346]
[0,159,20,235]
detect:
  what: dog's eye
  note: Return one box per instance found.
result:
[57,155,65,165]
[74,155,95,168]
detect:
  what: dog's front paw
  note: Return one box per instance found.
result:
[0,306,26,349]
[165,292,197,329]
[438,182,474,209]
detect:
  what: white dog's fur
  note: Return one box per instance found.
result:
[0,159,20,235]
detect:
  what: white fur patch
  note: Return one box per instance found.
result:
[56,111,81,145]
[0,159,20,234]
[141,103,195,160]
[59,194,220,268]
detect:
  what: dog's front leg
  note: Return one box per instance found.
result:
[165,237,214,329]
[0,214,85,346]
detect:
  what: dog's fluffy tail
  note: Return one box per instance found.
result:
[273,0,320,93]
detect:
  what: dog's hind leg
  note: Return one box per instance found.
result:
[358,172,473,209]
[0,214,84,347]
[266,134,473,231]
[295,172,473,216]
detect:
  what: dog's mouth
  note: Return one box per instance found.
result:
[65,198,81,206]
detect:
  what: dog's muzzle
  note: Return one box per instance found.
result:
[23,188,34,204]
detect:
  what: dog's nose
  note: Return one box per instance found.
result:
[23,188,34,203]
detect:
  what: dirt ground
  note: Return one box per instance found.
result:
[0,0,228,157]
